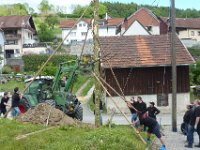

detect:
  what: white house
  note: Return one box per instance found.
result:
[60,18,123,45]
[121,8,161,35]
[122,20,150,36]
[0,29,5,69]
[0,16,36,58]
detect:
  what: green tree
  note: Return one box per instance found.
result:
[37,22,54,42]
[38,0,54,15]
[45,15,59,29]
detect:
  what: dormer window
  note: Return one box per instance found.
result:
[147,26,152,32]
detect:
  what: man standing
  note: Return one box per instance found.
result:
[194,101,200,147]
[127,96,138,123]
[11,87,20,118]
[185,100,199,148]
[147,101,160,120]
[0,92,10,116]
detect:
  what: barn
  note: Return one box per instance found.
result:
[99,34,195,113]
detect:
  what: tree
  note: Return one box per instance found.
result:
[37,22,54,42]
[38,0,54,15]
[45,15,59,29]
[72,3,106,18]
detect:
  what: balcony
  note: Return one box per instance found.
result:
[4,33,21,40]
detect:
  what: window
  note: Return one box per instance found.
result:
[198,31,200,36]
[81,32,87,36]
[5,40,18,45]
[157,93,168,106]
[15,49,20,53]
[83,23,86,27]
[79,23,82,27]
[191,31,195,36]
[70,32,76,37]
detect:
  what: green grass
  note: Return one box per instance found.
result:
[0,119,146,150]
[0,79,25,93]
[82,78,94,96]
[72,75,89,93]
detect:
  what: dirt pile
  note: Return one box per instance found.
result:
[18,103,76,126]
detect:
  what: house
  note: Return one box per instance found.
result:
[0,15,36,58]
[160,17,200,47]
[99,34,195,113]
[60,18,123,45]
[121,8,162,35]
[0,29,5,69]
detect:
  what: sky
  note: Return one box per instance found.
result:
[0,0,199,13]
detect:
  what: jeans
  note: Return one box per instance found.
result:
[131,113,137,123]
[12,107,20,118]
[187,124,195,146]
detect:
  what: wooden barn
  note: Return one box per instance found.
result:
[99,34,195,113]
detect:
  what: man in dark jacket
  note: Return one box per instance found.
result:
[127,96,138,123]
[147,101,160,120]
[11,87,20,118]
[0,92,10,116]
[133,112,166,149]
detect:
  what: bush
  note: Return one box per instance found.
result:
[22,54,76,72]
[2,65,12,74]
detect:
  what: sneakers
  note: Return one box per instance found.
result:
[195,144,200,147]
[159,145,166,150]
[184,144,193,148]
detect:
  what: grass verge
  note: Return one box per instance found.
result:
[0,119,146,150]
[0,79,25,93]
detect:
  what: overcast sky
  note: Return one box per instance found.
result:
[0,0,199,13]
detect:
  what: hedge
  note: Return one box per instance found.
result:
[22,54,76,72]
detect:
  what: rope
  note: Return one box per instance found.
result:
[92,72,146,144]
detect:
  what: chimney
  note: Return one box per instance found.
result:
[124,18,128,30]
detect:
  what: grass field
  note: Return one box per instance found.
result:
[0,119,146,150]
[0,79,25,93]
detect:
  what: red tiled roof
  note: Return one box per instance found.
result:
[99,34,195,68]
[161,17,200,29]
[107,18,124,26]
[60,18,123,28]
[0,16,35,31]
[60,19,91,28]
[123,8,160,30]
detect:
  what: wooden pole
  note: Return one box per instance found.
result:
[171,0,177,132]
[93,0,101,127]
[93,72,146,144]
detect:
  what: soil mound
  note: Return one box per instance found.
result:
[18,103,76,126]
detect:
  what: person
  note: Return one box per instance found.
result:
[127,96,138,123]
[133,111,166,149]
[185,100,200,148]
[135,96,147,130]
[11,87,21,118]
[0,92,10,116]
[146,101,160,120]
[195,101,200,147]
[182,104,193,137]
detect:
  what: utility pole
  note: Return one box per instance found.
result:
[93,0,101,127]
[171,0,177,132]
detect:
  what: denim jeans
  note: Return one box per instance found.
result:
[187,124,195,146]
[12,107,20,118]
[131,113,137,123]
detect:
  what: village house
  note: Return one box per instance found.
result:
[160,17,200,47]
[121,8,163,35]
[99,34,195,113]
[0,16,36,58]
[60,18,124,45]
[0,29,5,69]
